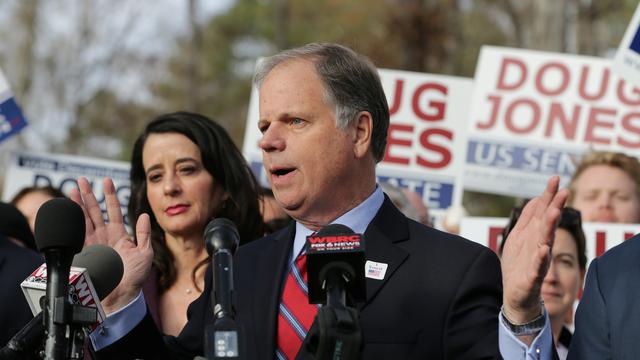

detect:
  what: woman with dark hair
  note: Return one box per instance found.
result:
[501,206,586,360]
[123,111,263,335]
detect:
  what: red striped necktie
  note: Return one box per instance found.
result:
[276,251,319,360]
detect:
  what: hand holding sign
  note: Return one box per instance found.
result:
[501,176,568,343]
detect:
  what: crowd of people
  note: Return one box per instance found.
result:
[1,42,639,359]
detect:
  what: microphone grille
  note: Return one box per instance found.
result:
[72,244,124,299]
[34,198,85,254]
[316,224,355,236]
[203,218,239,256]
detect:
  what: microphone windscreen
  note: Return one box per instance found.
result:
[72,244,124,299]
[316,223,355,236]
[34,198,85,254]
[204,218,240,255]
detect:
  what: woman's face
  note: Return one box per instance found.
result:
[142,133,226,238]
[541,228,584,321]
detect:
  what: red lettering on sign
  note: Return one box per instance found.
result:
[477,95,502,130]
[535,62,570,96]
[584,107,616,145]
[578,66,609,101]
[620,113,640,149]
[616,81,640,106]
[504,98,540,134]
[595,231,606,256]
[488,226,504,254]
[417,128,452,169]
[384,123,413,165]
[544,103,580,139]
[412,83,447,122]
[497,57,527,91]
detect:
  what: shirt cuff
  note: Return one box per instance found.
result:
[498,309,554,360]
[89,291,147,351]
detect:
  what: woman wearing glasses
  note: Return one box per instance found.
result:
[501,207,587,360]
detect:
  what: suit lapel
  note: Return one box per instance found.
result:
[360,197,410,309]
[252,224,295,356]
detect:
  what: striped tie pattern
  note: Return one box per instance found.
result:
[276,252,319,360]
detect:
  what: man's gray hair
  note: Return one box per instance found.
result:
[253,43,389,162]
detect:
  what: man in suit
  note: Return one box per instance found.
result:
[82,43,566,359]
[568,233,640,359]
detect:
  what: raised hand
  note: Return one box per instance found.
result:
[69,177,153,314]
[501,176,569,327]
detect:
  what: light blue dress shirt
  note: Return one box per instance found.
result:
[90,185,553,359]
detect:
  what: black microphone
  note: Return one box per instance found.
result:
[1,245,123,359]
[202,218,241,359]
[305,224,365,360]
[34,198,85,360]
[306,224,366,306]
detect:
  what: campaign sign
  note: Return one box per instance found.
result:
[459,217,639,267]
[2,151,131,226]
[613,2,640,87]
[466,46,640,198]
[0,69,28,143]
[242,67,473,213]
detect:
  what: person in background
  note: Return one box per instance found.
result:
[261,187,291,234]
[567,151,640,224]
[0,202,42,347]
[379,182,423,224]
[402,188,431,226]
[11,185,66,234]
[441,204,468,234]
[73,111,264,337]
[0,201,37,250]
[501,206,587,359]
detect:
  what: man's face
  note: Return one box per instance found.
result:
[257,59,364,226]
[571,164,640,223]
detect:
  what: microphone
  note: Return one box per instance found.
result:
[34,198,85,360]
[3,245,124,359]
[306,224,366,305]
[21,244,124,321]
[203,218,241,359]
[304,224,365,360]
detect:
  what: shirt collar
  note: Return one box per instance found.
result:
[291,185,384,262]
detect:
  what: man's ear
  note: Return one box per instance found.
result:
[352,111,373,159]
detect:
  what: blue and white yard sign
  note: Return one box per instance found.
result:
[0,68,28,144]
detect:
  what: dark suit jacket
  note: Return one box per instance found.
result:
[568,234,640,360]
[98,197,503,359]
[0,235,43,345]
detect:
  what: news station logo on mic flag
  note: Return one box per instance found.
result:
[0,68,28,144]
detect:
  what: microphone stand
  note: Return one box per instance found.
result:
[202,249,243,360]
[307,266,362,360]
[43,250,73,360]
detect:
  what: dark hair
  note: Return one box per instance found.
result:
[129,111,264,293]
[500,205,587,270]
[254,43,390,162]
[0,202,36,250]
[10,186,66,206]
